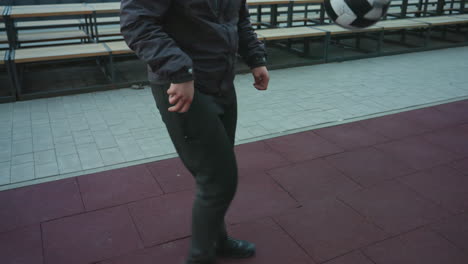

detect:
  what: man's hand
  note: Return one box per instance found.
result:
[167,80,194,113]
[252,66,269,91]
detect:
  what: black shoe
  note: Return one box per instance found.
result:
[216,237,256,258]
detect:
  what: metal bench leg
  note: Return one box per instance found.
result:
[5,50,17,101]
[319,4,325,24]
[93,11,100,43]
[356,34,361,49]
[257,6,262,29]
[271,5,279,27]
[425,27,432,47]
[377,30,384,55]
[324,33,330,62]
[303,37,310,56]
[109,54,116,84]
[287,2,293,27]
[10,61,23,100]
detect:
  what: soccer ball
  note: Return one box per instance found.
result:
[324,0,392,29]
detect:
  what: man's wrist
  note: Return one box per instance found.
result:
[170,67,194,84]
[248,55,267,69]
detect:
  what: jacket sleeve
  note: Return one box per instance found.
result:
[120,0,194,83]
[237,0,268,69]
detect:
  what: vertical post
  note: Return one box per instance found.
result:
[319,3,325,24]
[303,37,310,56]
[5,50,17,101]
[423,0,429,16]
[460,0,466,14]
[271,4,278,27]
[401,0,408,18]
[5,7,17,50]
[287,1,293,27]
[436,0,445,15]
[424,26,431,47]
[257,5,262,29]
[10,50,23,100]
[93,11,99,43]
[377,30,384,55]
[324,32,330,62]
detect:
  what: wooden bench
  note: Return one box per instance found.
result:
[10,43,112,99]
[13,42,108,63]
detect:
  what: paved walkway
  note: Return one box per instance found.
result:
[1,98,467,264]
[1,46,468,191]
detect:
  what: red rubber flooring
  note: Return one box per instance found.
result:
[1,99,468,264]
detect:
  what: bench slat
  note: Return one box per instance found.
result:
[18,29,88,42]
[0,50,6,65]
[312,24,382,34]
[257,26,326,40]
[410,15,468,25]
[375,19,430,30]
[79,17,120,24]
[0,32,8,44]
[248,0,291,5]
[16,19,82,28]
[14,43,109,63]
[87,3,121,14]
[98,27,121,37]
[105,41,133,55]
[10,4,93,18]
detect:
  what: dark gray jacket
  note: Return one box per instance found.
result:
[120,0,267,95]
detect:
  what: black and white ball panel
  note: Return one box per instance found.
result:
[324,0,391,29]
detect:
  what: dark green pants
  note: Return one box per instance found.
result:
[151,83,238,264]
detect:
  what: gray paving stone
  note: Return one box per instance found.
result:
[74,135,95,145]
[12,130,32,141]
[49,111,67,120]
[12,153,34,165]
[120,146,146,162]
[34,150,57,165]
[99,147,126,166]
[108,124,130,136]
[77,143,104,170]
[93,131,118,149]
[69,117,89,131]
[10,162,35,183]
[32,138,54,152]
[0,151,11,163]
[88,122,110,132]
[57,154,82,174]
[53,135,75,145]
[12,139,33,156]
[35,161,59,178]
[31,118,50,126]
[0,161,10,185]
[55,143,77,156]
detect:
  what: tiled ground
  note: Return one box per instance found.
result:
[0,99,467,264]
[1,46,468,191]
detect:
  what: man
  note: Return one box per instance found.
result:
[120,0,269,263]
